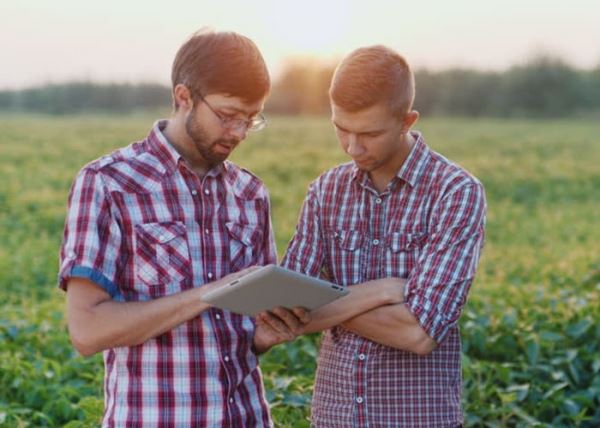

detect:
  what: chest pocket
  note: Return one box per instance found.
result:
[385,231,427,278]
[226,222,263,271]
[328,229,366,286]
[134,221,190,295]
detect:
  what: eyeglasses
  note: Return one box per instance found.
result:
[199,95,267,132]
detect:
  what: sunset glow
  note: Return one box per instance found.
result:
[1,0,599,89]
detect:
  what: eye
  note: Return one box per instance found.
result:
[220,112,239,121]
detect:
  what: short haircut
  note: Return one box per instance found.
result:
[329,45,415,116]
[171,29,270,108]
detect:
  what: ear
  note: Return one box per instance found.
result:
[173,84,194,111]
[401,110,419,133]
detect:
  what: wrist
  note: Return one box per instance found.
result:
[251,340,265,355]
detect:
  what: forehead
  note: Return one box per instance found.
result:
[331,102,396,133]
[204,93,265,116]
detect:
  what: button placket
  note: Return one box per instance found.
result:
[354,342,370,420]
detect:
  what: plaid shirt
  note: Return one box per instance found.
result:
[282,132,486,427]
[59,121,276,427]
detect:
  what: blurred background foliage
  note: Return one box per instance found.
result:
[1,114,599,426]
[1,55,599,117]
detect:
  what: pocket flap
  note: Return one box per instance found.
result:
[226,222,263,246]
[331,229,364,251]
[389,232,426,252]
[135,221,186,245]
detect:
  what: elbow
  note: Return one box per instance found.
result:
[69,326,102,357]
[71,337,98,357]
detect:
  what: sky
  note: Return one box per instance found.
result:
[1,0,599,90]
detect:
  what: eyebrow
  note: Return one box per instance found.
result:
[333,121,382,135]
[220,105,261,117]
[333,121,352,133]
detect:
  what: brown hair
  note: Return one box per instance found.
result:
[329,45,415,116]
[171,29,270,108]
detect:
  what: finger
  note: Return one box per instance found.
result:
[261,311,295,339]
[292,307,311,324]
[256,314,279,335]
[271,307,302,332]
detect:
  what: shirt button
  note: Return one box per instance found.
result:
[204,189,210,195]
[159,235,167,243]
[372,239,380,246]
[229,397,234,404]
[68,251,76,258]
[224,355,230,362]
[215,313,221,320]
[356,396,364,404]
[207,272,214,279]
[204,229,210,234]
[375,198,382,204]
[358,353,366,361]
[191,190,198,196]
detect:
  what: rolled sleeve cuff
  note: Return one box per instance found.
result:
[59,265,120,298]
[405,293,453,343]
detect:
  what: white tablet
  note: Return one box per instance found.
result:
[201,265,348,316]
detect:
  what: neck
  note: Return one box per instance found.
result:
[370,132,415,193]
[163,117,210,177]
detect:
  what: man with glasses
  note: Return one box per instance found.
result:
[59,29,309,427]
[283,46,486,427]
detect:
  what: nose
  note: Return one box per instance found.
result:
[345,133,364,157]
[226,124,248,141]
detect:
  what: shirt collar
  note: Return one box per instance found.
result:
[146,120,182,174]
[395,131,430,188]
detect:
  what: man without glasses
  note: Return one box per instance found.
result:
[283,45,487,427]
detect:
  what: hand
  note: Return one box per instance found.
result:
[253,307,311,354]
[369,277,406,305]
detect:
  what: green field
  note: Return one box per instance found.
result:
[0,114,599,427]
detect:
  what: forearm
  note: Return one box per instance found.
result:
[301,280,400,334]
[342,304,437,355]
[67,279,211,356]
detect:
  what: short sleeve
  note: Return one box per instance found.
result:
[58,167,122,297]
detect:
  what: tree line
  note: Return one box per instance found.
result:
[1,55,599,117]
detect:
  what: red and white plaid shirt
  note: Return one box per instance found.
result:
[282,132,486,427]
[59,121,277,427]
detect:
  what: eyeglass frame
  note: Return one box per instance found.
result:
[196,93,267,132]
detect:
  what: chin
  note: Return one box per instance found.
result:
[354,160,374,171]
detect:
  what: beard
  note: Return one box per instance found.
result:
[185,109,239,168]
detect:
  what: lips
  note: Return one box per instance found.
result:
[214,141,236,154]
